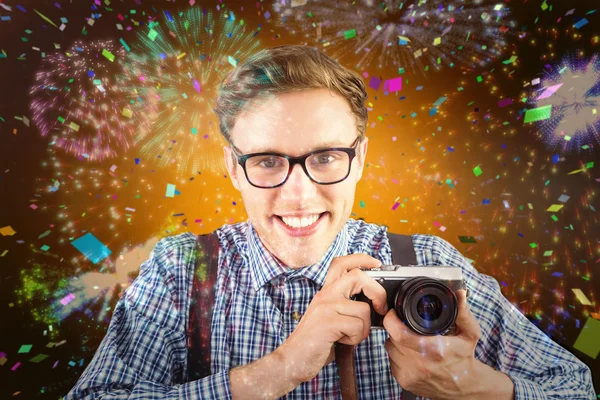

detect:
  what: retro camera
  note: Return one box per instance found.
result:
[352,266,467,336]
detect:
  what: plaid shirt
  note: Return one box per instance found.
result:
[64,218,594,399]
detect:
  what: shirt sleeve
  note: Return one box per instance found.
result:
[63,235,233,400]
[420,235,595,400]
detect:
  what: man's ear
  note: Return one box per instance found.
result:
[223,145,241,191]
[355,136,368,182]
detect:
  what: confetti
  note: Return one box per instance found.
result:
[101,48,115,62]
[29,354,49,363]
[166,183,176,198]
[18,345,32,354]
[0,226,16,236]
[546,204,564,212]
[536,83,563,100]
[524,105,552,123]
[384,77,402,92]
[573,18,589,29]
[148,28,158,41]
[70,233,112,264]
[60,293,75,306]
[573,317,600,359]
[458,236,477,243]
[572,289,593,306]
[33,9,58,28]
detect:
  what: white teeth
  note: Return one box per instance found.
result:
[281,214,321,228]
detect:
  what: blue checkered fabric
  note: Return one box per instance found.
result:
[64,218,594,399]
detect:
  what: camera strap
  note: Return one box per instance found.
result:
[187,231,419,399]
[335,232,418,400]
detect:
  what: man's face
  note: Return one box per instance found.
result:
[223,88,368,269]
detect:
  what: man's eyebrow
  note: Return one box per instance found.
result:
[248,140,351,154]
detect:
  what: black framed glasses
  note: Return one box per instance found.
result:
[230,136,362,189]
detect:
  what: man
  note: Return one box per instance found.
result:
[65,45,595,399]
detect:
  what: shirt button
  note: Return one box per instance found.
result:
[291,311,302,321]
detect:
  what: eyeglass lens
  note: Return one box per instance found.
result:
[245,150,351,187]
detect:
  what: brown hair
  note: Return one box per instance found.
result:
[212,44,368,144]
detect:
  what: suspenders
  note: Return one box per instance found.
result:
[187,231,418,399]
[186,232,221,382]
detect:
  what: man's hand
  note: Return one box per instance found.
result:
[276,253,387,385]
[383,289,513,400]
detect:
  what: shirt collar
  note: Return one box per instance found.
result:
[245,220,349,292]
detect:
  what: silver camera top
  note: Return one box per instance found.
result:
[362,265,463,280]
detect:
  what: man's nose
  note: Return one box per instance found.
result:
[279,163,317,199]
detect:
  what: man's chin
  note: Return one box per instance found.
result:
[271,243,324,269]
[278,257,321,270]
[253,216,336,268]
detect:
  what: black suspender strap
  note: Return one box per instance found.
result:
[387,232,417,266]
[187,232,220,382]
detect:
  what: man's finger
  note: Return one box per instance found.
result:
[454,289,481,341]
[332,313,368,345]
[323,253,382,288]
[382,308,423,351]
[334,298,372,339]
[334,268,388,316]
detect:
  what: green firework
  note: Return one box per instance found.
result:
[117,8,262,174]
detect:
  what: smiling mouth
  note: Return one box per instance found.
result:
[274,212,327,229]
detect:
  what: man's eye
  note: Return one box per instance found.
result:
[257,157,284,168]
[261,159,276,168]
[313,153,338,164]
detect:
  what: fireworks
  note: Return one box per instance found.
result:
[271,0,514,73]
[34,148,178,246]
[17,236,159,335]
[6,1,600,390]
[116,8,262,174]
[525,54,600,153]
[29,39,157,161]
[27,144,232,331]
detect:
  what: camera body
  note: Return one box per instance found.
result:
[352,265,467,336]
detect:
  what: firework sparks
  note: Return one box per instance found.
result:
[33,148,181,246]
[29,39,157,161]
[526,54,600,152]
[271,0,514,73]
[17,236,160,334]
[116,8,262,174]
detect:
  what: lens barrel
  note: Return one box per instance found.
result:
[394,277,458,335]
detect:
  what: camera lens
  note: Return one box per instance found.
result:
[416,294,443,321]
[394,277,458,335]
